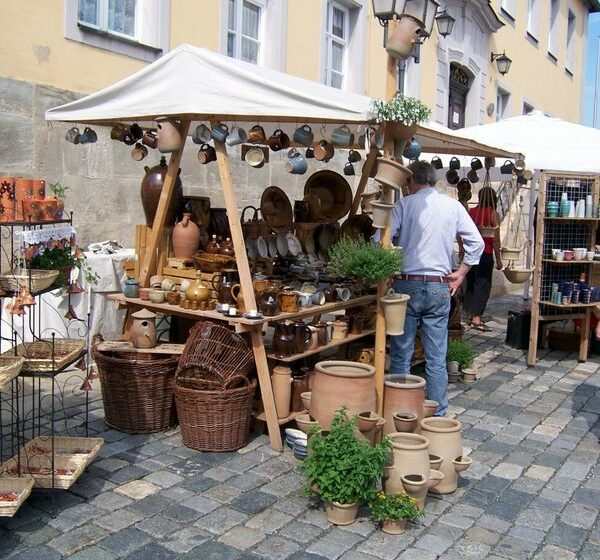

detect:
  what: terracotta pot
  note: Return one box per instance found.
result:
[383,374,426,435]
[172,213,200,258]
[423,399,439,418]
[324,501,358,526]
[22,199,42,222]
[429,454,443,470]
[31,179,45,199]
[357,411,380,433]
[385,15,423,60]
[393,411,418,433]
[381,518,406,535]
[400,473,428,509]
[15,178,33,221]
[131,308,157,349]
[300,391,311,411]
[156,117,183,153]
[0,176,16,222]
[384,432,430,496]
[309,361,377,430]
[272,365,293,419]
[374,158,412,191]
[420,417,469,494]
[370,200,394,229]
[381,293,410,335]
[295,413,318,434]
[38,199,58,221]
[140,156,183,227]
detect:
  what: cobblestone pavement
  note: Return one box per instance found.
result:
[2,293,600,559]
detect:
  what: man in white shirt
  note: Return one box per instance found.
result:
[389,160,484,417]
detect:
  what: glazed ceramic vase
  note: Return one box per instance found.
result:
[309,361,377,430]
[156,117,183,153]
[324,501,358,526]
[172,213,200,258]
[374,158,412,190]
[383,374,426,435]
[381,293,410,335]
[140,156,183,227]
[385,15,423,60]
[185,271,210,303]
[272,366,293,419]
[384,432,430,496]
[131,308,157,349]
[419,417,472,494]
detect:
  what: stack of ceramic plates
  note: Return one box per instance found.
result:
[293,439,308,461]
[285,428,308,453]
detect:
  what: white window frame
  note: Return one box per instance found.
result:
[324,0,350,90]
[65,0,168,62]
[526,0,540,42]
[226,0,266,65]
[566,8,576,74]
[548,0,560,59]
[496,87,511,121]
[500,0,517,21]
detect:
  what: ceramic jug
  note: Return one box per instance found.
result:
[140,156,183,227]
[257,287,280,316]
[272,322,295,357]
[205,234,221,254]
[293,319,311,354]
[331,320,348,340]
[172,213,200,259]
[220,237,235,256]
[385,15,422,60]
[131,308,157,349]
[185,271,210,303]
[212,269,239,304]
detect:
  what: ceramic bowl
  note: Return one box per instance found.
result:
[295,413,318,434]
[573,248,587,261]
[149,290,165,303]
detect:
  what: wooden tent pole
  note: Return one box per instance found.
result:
[349,144,380,217]
[212,125,283,452]
[139,120,190,287]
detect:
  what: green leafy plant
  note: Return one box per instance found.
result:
[368,490,424,522]
[47,182,70,200]
[28,246,99,287]
[370,93,431,125]
[446,338,475,369]
[326,237,403,282]
[300,407,392,505]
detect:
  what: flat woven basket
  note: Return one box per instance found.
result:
[0,475,34,517]
[92,334,178,434]
[193,252,236,273]
[177,321,254,386]
[4,339,86,373]
[0,356,24,391]
[2,451,86,490]
[0,269,59,293]
[173,373,256,452]
[24,436,104,469]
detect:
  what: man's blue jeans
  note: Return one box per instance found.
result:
[390,279,451,417]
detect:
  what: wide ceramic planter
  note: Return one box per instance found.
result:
[385,15,422,60]
[419,417,470,494]
[384,432,430,495]
[272,366,293,419]
[374,158,412,191]
[381,293,410,336]
[370,200,395,229]
[383,374,426,435]
[503,267,534,284]
[381,518,406,535]
[309,361,377,430]
[324,501,358,526]
[500,246,522,262]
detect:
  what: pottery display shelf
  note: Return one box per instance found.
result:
[544,217,600,221]
[541,259,600,264]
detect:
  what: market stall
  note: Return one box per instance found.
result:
[46,43,515,452]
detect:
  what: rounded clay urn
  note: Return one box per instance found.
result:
[309,360,377,430]
[384,432,430,496]
[383,374,426,435]
[185,271,210,303]
[131,308,158,349]
[172,213,201,259]
[140,156,183,227]
[419,417,471,494]
[156,117,183,153]
[385,15,422,60]
[271,365,293,419]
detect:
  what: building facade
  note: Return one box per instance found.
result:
[0,0,597,245]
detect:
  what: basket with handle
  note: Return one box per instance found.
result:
[173,373,256,452]
[92,334,178,433]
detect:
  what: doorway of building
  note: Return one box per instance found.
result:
[448,63,472,129]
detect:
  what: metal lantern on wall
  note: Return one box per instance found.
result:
[435,7,455,38]
[402,0,440,37]
[491,51,512,76]
[371,0,408,25]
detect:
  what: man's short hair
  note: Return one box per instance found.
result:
[408,160,438,186]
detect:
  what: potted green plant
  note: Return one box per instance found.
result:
[28,246,99,288]
[368,490,424,534]
[446,338,475,372]
[47,182,70,219]
[300,407,392,526]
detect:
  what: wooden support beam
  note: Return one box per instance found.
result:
[349,143,380,217]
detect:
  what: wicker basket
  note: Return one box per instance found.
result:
[3,339,86,373]
[93,334,178,434]
[0,269,59,293]
[174,374,256,452]
[177,321,254,385]
[193,252,236,273]
[0,356,24,391]
[24,436,104,468]
[2,452,86,489]
[0,475,34,517]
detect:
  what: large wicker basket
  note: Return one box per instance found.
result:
[174,373,256,452]
[92,334,178,434]
[0,269,59,294]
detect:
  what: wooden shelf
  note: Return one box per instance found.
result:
[96,341,185,354]
[264,294,377,322]
[267,329,375,362]
[255,409,306,425]
[539,300,597,308]
[541,259,599,264]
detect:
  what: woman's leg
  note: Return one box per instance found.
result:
[468,253,494,325]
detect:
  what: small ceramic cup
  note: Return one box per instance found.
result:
[554,251,564,261]
[149,290,165,303]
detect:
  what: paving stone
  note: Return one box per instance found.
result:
[396,550,437,560]
[142,470,184,488]
[245,508,293,534]
[181,494,221,514]
[546,521,588,552]
[135,513,183,538]
[534,544,577,559]
[495,535,539,559]
[230,490,277,514]
[515,508,557,531]
[477,514,513,533]
[179,474,219,493]
[450,539,492,558]
[466,527,501,546]
[10,545,62,560]
[94,508,144,532]
[194,506,249,535]
[161,526,211,554]
[48,503,104,532]
[338,552,380,560]
[89,491,133,511]
[560,503,598,529]
[219,525,265,549]
[159,503,203,524]
[108,466,151,485]
[68,545,118,560]
[305,529,364,560]
[509,525,545,544]
[355,531,416,560]
[414,533,453,555]
[48,525,109,557]
[573,487,600,508]
[97,527,152,556]
[126,494,174,516]
[115,480,161,500]
[123,543,175,559]
[203,483,244,503]
[438,513,474,530]
[580,543,600,559]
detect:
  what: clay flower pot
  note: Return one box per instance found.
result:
[300,391,311,411]
[423,400,439,418]
[384,432,430,496]
[448,371,461,384]
[370,199,395,229]
[381,293,410,336]
[400,473,428,509]
[393,411,419,433]
[453,455,473,473]
[383,374,425,435]
[374,158,412,191]
[295,413,318,434]
[381,518,406,535]
[446,361,459,374]
[461,368,477,384]
[324,501,358,526]
[357,411,380,433]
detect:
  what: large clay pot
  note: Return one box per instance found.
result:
[271,366,293,419]
[156,117,183,153]
[172,213,200,258]
[374,158,412,191]
[383,374,426,435]
[309,361,376,430]
[385,15,423,60]
[131,308,157,349]
[419,417,470,494]
[381,293,410,336]
[324,501,358,526]
[384,432,430,496]
[140,156,183,227]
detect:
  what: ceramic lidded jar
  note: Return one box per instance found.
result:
[140,156,183,227]
[123,277,140,298]
[172,213,200,259]
[131,308,158,349]
[271,365,293,419]
[383,374,426,435]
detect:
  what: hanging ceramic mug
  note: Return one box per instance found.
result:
[285,149,308,175]
[65,127,81,144]
[142,130,158,149]
[514,158,526,171]
[79,126,98,144]
[248,125,267,143]
[226,126,247,146]
[484,156,496,170]
[192,124,212,144]
[267,129,290,151]
[156,117,183,153]
[129,123,144,141]
[466,169,479,183]
[500,160,514,174]
[197,143,217,164]
[314,140,335,162]
[470,158,483,171]
[305,147,315,159]
[431,156,443,170]
[402,137,422,160]
[211,122,229,143]
[131,143,148,161]
[331,125,354,146]
[343,162,355,176]
[446,169,460,185]
[244,146,266,168]
[293,125,314,147]
[449,156,461,170]
[348,149,362,163]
